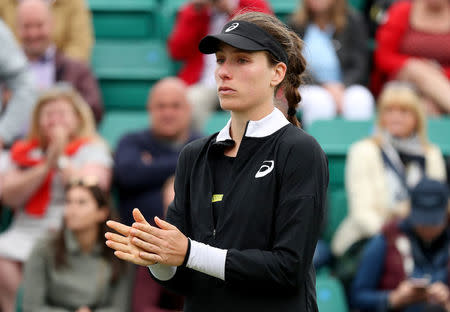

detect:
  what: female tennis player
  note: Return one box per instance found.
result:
[105,11,329,312]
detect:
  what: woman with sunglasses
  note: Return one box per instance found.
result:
[22,178,130,312]
[0,85,112,312]
[106,12,328,312]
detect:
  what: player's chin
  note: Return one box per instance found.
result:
[219,97,243,112]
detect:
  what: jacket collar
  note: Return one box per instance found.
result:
[216,107,289,142]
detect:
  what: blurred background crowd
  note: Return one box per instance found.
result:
[0,0,449,311]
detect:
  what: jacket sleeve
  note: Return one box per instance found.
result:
[61,0,94,62]
[113,134,179,193]
[374,1,412,77]
[0,20,36,145]
[341,11,370,86]
[224,139,328,292]
[167,4,209,61]
[351,235,390,312]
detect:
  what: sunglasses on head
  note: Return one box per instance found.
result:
[68,175,99,188]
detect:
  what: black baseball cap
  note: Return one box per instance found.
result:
[199,20,289,65]
[408,178,449,226]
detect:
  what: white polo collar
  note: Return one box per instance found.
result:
[216,108,290,142]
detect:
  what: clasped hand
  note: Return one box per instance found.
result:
[105,208,189,267]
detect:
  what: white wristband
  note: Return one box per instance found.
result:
[186,240,227,280]
[148,263,177,281]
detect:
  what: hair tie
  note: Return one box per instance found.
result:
[287,107,297,116]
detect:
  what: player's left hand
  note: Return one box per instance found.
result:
[130,208,189,267]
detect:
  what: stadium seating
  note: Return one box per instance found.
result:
[99,110,150,149]
[91,40,175,110]
[307,119,374,188]
[348,0,365,11]
[316,274,349,312]
[428,117,450,156]
[203,111,230,135]
[15,285,23,312]
[0,207,13,234]
[268,0,299,22]
[323,188,348,243]
[88,0,159,39]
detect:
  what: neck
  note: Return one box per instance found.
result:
[74,227,99,253]
[26,45,50,62]
[226,101,274,157]
[154,128,190,145]
[419,0,448,14]
[313,11,331,29]
[27,52,42,62]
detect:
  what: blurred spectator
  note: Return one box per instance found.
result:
[313,239,332,270]
[16,0,103,124]
[351,178,450,312]
[374,0,450,115]
[168,0,272,131]
[332,83,447,258]
[114,77,201,227]
[364,0,398,38]
[0,0,94,62]
[132,175,185,312]
[289,0,374,127]
[23,176,130,312]
[0,85,112,312]
[0,18,36,149]
[22,178,130,312]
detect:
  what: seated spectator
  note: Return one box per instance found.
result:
[0,0,93,62]
[132,175,185,312]
[289,0,374,127]
[22,177,130,312]
[332,83,447,258]
[114,77,201,227]
[374,0,450,115]
[16,0,103,123]
[351,178,450,312]
[168,0,272,131]
[364,0,398,38]
[0,18,36,149]
[313,239,332,271]
[0,84,112,312]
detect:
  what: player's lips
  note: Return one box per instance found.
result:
[218,86,236,95]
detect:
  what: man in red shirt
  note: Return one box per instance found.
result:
[168,0,272,131]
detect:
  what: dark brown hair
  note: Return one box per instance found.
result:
[53,181,125,282]
[233,12,307,127]
[291,0,348,33]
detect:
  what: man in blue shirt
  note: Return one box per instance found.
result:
[351,178,450,312]
[114,77,201,226]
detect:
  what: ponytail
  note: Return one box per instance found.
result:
[233,12,307,128]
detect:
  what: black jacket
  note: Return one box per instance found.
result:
[289,9,370,86]
[154,109,329,311]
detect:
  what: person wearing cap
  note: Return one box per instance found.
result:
[105,11,328,312]
[168,0,272,131]
[351,177,450,312]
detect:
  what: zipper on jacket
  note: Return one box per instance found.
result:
[213,228,216,239]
